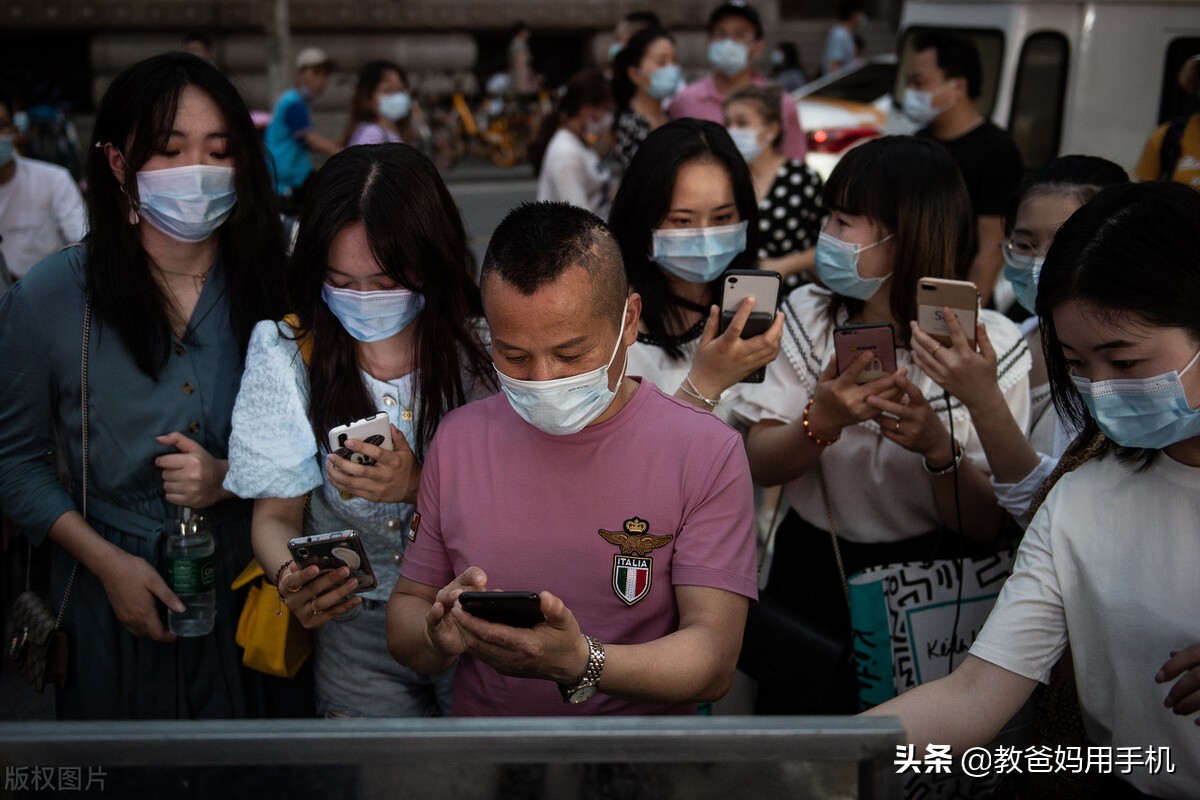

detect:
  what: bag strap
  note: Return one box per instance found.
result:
[52,295,92,627]
[816,463,849,605]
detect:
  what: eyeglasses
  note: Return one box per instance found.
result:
[1000,238,1045,270]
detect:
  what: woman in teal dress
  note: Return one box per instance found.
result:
[0,53,286,719]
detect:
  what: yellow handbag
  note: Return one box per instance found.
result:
[232,559,313,678]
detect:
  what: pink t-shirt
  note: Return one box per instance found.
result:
[400,378,758,717]
[668,72,807,160]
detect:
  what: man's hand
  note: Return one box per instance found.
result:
[452,590,590,684]
[424,567,489,659]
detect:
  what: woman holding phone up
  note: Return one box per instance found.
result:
[865,182,1200,800]
[732,136,1031,713]
[224,144,494,717]
[607,118,783,415]
[0,53,287,718]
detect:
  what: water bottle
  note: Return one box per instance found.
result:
[167,506,216,637]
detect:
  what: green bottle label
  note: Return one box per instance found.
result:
[169,554,215,594]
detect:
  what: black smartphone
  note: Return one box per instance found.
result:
[718,269,782,383]
[287,530,378,593]
[457,591,545,628]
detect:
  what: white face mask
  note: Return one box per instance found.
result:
[902,83,954,126]
[136,165,237,242]
[495,299,629,436]
[728,126,765,162]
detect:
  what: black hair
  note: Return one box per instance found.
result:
[607,118,760,360]
[0,87,13,120]
[183,32,213,49]
[612,27,674,113]
[481,201,628,329]
[342,60,409,143]
[838,1,865,21]
[822,136,972,347]
[708,2,764,40]
[1037,182,1200,471]
[1004,154,1129,234]
[85,52,285,377]
[913,30,982,99]
[528,69,612,176]
[624,11,663,28]
[289,143,493,458]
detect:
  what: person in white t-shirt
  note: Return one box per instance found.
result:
[865,182,1200,800]
[0,93,85,280]
[531,69,613,217]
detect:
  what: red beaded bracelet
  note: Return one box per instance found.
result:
[802,397,840,446]
[274,559,295,593]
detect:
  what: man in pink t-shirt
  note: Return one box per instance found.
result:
[668,2,807,160]
[389,201,757,716]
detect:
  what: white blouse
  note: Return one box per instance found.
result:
[731,284,1032,543]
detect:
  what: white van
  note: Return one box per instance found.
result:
[897,0,1200,170]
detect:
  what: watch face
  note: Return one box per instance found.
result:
[568,684,598,704]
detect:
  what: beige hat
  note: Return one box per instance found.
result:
[1180,55,1200,97]
[295,47,333,71]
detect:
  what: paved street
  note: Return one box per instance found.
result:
[442,160,537,272]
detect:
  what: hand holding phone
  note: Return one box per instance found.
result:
[716,269,783,383]
[457,591,545,628]
[834,323,896,385]
[287,530,378,594]
[916,278,979,349]
[328,412,393,466]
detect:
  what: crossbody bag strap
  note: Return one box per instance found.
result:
[50,294,91,628]
[816,462,849,605]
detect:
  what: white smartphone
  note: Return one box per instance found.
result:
[916,278,979,348]
[327,412,393,466]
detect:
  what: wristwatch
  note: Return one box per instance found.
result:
[558,634,605,704]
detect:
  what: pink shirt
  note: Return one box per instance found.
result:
[400,379,758,717]
[668,72,807,160]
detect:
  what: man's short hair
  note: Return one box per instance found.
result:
[838,1,864,21]
[913,30,982,99]
[708,3,764,40]
[481,202,628,327]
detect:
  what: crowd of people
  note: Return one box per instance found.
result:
[0,2,1198,798]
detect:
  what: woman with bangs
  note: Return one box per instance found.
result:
[733,136,1031,714]
[225,143,495,717]
[0,52,287,719]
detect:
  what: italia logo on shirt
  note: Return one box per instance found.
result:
[599,517,672,606]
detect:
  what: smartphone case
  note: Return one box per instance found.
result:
[327,412,393,465]
[287,530,378,593]
[458,592,545,628]
[917,279,978,347]
[834,323,897,384]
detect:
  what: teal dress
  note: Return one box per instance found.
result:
[0,245,261,719]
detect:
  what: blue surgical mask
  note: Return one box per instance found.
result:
[1072,350,1200,449]
[728,127,764,162]
[652,221,747,283]
[322,283,425,343]
[1001,243,1044,315]
[647,64,682,100]
[0,134,13,169]
[378,91,411,122]
[814,230,894,300]
[709,39,749,77]
[136,165,237,243]
[902,84,954,126]
[495,299,629,436]
[13,111,28,135]
[608,42,623,63]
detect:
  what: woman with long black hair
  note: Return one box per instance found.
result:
[0,52,287,719]
[225,143,495,717]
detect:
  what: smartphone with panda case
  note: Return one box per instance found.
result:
[718,269,782,383]
[834,323,897,384]
[458,591,545,628]
[327,412,393,466]
[916,278,979,348]
[287,529,378,593]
